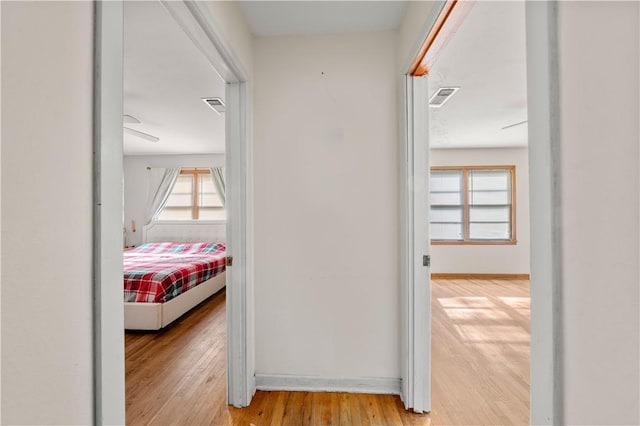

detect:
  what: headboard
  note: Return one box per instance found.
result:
[142,221,226,244]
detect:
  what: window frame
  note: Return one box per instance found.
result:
[157,168,224,221]
[430,165,517,245]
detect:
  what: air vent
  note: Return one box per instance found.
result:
[429,87,460,108]
[202,97,225,115]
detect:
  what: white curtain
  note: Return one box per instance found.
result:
[210,167,225,206]
[146,167,180,223]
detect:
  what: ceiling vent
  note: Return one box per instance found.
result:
[429,87,460,108]
[202,97,225,115]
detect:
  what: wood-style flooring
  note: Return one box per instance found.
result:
[126,278,530,425]
[430,278,530,425]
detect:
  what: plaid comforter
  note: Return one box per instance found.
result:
[124,242,226,303]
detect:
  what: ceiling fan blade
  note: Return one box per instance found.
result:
[501,120,528,130]
[124,127,159,143]
[123,114,141,124]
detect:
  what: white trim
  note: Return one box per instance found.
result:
[398,3,444,413]
[255,375,402,396]
[161,1,248,83]
[184,2,249,82]
[400,75,431,414]
[0,1,3,418]
[93,1,125,424]
[225,81,254,407]
[160,1,233,83]
[525,2,563,424]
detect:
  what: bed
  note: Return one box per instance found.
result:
[124,221,227,330]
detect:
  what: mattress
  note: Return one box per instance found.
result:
[124,241,226,303]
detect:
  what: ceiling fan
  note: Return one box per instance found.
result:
[501,120,528,130]
[123,115,159,143]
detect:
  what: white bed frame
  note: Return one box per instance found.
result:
[124,221,227,330]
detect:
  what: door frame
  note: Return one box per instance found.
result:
[400,1,563,422]
[524,2,564,423]
[400,75,432,413]
[93,2,125,423]
[93,2,254,423]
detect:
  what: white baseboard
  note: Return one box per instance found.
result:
[249,374,257,402]
[255,374,402,395]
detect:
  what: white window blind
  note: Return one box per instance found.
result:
[158,174,194,220]
[430,166,515,243]
[157,169,225,221]
[197,173,225,220]
[430,170,464,240]
[468,169,512,240]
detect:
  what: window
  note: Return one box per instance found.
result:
[157,168,225,221]
[430,166,515,244]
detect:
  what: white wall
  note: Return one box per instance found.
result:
[0,1,3,418]
[1,2,94,424]
[557,2,639,424]
[430,147,530,274]
[123,154,224,247]
[253,32,400,379]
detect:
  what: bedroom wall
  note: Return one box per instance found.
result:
[123,154,224,247]
[253,31,400,381]
[430,147,530,275]
[0,2,94,424]
[556,2,639,423]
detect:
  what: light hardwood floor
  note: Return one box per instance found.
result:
[126,279,530,425]
[430,278,530,425]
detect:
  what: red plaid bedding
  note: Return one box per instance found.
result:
[124,242,226,303]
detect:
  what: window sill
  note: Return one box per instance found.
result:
[431,240,517,246]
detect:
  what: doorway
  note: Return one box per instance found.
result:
[402,1,561,424]
[122,1,228,421]
[427,2,531,422]
[93,1,253,423]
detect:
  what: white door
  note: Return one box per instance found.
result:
[401,74,431,413]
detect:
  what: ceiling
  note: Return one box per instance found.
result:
[428,1,528,149]
[123,1,526,154]
[239,1,409,36]
[123,1,225,155]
